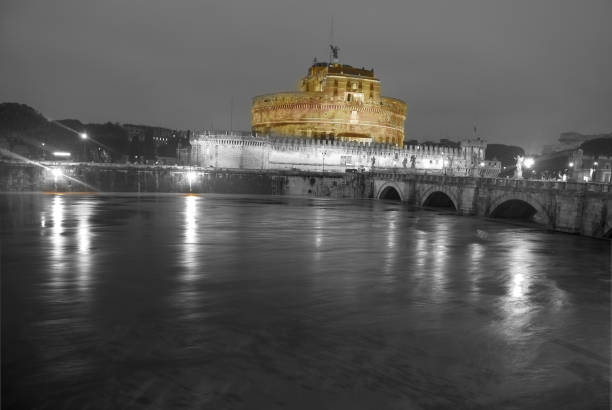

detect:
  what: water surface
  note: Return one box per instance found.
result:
[1,193,610,409]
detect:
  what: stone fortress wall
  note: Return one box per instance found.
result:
[188,131,500,176]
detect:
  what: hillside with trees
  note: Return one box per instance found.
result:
[0,102,186,163]
[579,137,612,157]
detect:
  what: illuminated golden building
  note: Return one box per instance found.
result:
[251,53,407,145]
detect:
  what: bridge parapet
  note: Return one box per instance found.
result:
[478,177,612,193]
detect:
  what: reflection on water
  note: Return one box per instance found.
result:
[431,223,449,303]
[175,195,204,317]
[47,197,95,293]
[382,210,398,279]
[50,195,65,284]
[182,195,199,280]
[77,200,93,292]
[1,193,610,409]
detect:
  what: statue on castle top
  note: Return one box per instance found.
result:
[514,155,524,179]
[330,44,340,62]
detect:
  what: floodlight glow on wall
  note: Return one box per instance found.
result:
[53,152,71,157]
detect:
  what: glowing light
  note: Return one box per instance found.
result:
[187,171,197,192]
[594,161,598,166]
[523,157,534,168]
[53,152,71,157]
[569,162,574,167]
[80,132,88,140]
[479,162,485,167]
[51,168,62,177]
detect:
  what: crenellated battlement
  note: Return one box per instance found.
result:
[187,131,498,176]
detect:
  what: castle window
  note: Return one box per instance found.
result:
[347,94,352,102]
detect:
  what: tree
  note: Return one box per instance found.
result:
[485,144,525,167]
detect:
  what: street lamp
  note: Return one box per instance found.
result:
[524,157,534,169]
[80,132,88,162]
[187,171,196,192]
[322,150,327,172]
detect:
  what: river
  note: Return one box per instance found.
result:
[1,193,610,409]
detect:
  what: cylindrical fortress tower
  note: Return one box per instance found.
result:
[251,61,407,145]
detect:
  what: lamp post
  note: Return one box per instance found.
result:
[322,150,327,172]
[80,132,88,162]
[523,157,534,180]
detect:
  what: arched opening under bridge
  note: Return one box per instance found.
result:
[379,186,402,201]
[423,191,456,210]
[490,199,538,222]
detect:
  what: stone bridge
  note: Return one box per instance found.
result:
[372,173,612,237]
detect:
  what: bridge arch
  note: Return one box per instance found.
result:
[420,186,458,210]
[377,182,405,201]
[487,193,551,226]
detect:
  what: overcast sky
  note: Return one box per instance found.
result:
[1,0,611,152]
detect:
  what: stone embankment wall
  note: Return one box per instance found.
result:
[0,161,373,199]
[2,161,611,238]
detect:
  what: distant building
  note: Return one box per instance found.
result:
[569,149,612,183]
[251,48,407,145]
[541,131,612,154]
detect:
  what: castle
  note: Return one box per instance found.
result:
[188,132,498,177]
[185,48,499,177]
[251,46,407,145]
